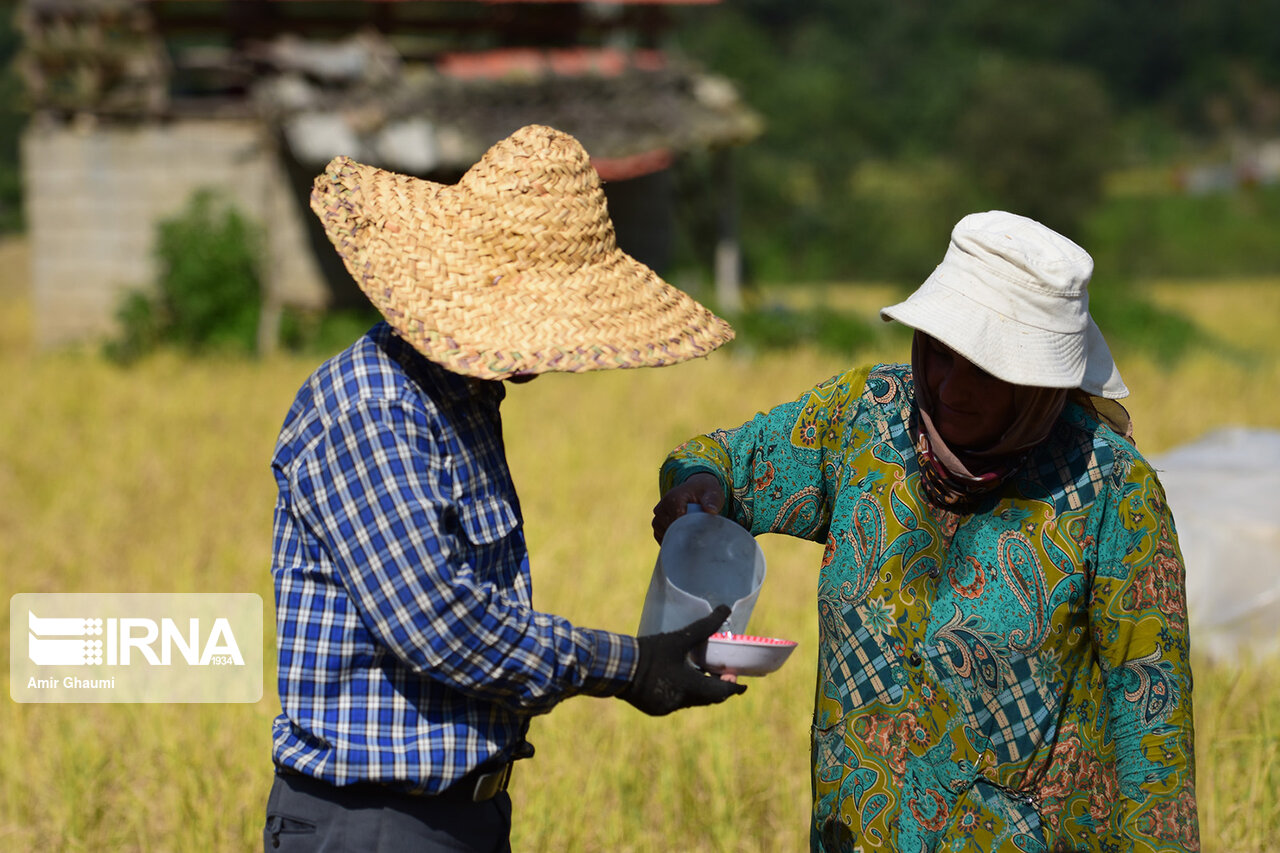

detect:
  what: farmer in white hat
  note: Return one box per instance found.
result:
[264,125,745,852]
[654,211,1198,852]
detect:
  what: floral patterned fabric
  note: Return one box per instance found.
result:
[660,364,1198,852]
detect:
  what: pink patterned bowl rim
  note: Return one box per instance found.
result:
[709,632,797,647]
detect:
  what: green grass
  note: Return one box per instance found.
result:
[1,237,1278,851]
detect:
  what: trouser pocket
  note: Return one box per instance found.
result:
[264,775,319,851]
[264,812,317,850]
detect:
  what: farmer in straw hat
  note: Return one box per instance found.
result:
[654,211,1198,851]
[264,125,745,852]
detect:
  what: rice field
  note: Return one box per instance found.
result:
[1,236,1277,851]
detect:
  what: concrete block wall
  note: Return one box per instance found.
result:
[23,119,329,347]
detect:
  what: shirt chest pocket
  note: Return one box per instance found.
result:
[432,409,522,547]
[455,490,521,546]
[431,401,524,576]
[449,487,524,590]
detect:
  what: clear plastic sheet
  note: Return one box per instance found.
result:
[1152,428,1280,664]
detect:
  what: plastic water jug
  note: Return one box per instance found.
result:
[637,505,767,635]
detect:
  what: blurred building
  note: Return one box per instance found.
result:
[16,0,760,348]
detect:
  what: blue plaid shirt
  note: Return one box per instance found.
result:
[269,323,638,792]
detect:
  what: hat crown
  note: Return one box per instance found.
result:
[939,211,1093,335]
[454,125,617,271]
[950,210,1093,301]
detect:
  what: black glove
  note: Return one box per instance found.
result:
[621,605,747,716]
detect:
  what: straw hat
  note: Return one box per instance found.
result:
[309,124,734,380]
[880,210,1128,399]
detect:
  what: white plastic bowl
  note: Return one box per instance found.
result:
[693,632,798,677]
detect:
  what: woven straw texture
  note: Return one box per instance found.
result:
[310,124,734,379]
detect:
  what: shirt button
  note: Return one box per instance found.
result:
[929,567,940,579]
[909,652,923,666]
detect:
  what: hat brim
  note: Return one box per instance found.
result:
[881,271,1128,398]
[369,245,734,380]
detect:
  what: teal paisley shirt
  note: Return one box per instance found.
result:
[660,365,1198,853]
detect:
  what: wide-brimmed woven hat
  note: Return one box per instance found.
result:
[309,124,733,380]
[880,210,1128,399]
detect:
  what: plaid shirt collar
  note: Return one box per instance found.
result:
[376,322,506,409]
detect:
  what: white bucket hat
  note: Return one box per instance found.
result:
[880,210,1128,399]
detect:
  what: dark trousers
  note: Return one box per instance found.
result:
[264,771,513,853]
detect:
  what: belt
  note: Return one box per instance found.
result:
[441,739,533,801]
[277,745,531,804]
[445,761,513,802]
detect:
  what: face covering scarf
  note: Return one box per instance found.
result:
[911,333,1068,512]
